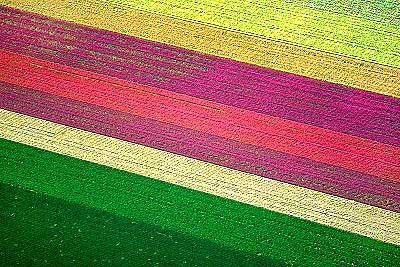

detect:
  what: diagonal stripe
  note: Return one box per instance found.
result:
[289,0,400,24]
[0,109,399,244]
[2,81,400,212]
[1,7,399,146]
[107,0,400,67]
[1,183,282,266]
[1,2,399,97]
[20,0,400,66]
[1,145,399,266]
[1,49,399,181]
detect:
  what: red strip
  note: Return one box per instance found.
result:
[1,49,399,181]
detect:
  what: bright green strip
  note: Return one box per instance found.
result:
[107,0,400,67]
[0,138,399,267]
[0,183,279,266]
[292,0,400,25]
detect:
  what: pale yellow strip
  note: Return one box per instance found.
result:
[2,0,400,97]
[1,109,399,244]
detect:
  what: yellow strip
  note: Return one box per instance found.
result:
[2,0,399,97]
[108,0,400,67]
[1,109,399,244]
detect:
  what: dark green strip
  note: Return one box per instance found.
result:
[0,138,399,266]
[0,182,282,266]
